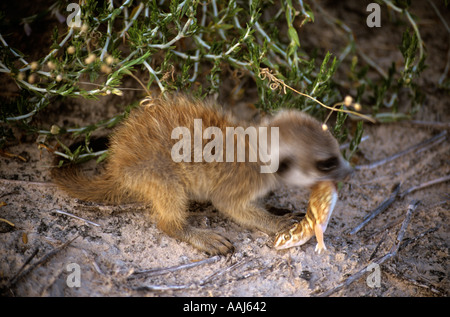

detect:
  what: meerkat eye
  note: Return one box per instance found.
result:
[316,157,339,172]
[277,158,293,174]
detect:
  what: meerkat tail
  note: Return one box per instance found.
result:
[51,166,128,204]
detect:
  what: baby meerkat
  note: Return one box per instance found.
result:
[52,95,352,255]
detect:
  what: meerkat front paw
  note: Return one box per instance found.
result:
[274,213,302,232]
[184,228,234,256]
[253,213,302,235]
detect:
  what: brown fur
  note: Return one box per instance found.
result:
[52,95,352,255]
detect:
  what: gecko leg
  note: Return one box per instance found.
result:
[314,224,327,254]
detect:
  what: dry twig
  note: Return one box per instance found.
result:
[259,68,376,123]
[130,255,221,278]
[400,175,450,198]
[51,208,101,227]
[355,131,447,170]
[133,284,193,292]
[368,230,388,261]
[399,226,439,252]
[0,217,15,227]
[3,235,79,294]
[320,200,420,297]
[199,257,252,286]
[131,256,250,292]
[382,265,446,296]
[3,248,39,294]
[350,172,448,236]
[348,183,401,235]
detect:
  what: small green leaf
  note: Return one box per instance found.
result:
[304,4,315,22]
[375,112,410,122]
[288,26,300,47]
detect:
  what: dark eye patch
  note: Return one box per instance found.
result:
[277,158,293,174]
[316,157,339,172]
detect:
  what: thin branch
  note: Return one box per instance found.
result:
[399,226,439,252]
[51,209,101,227]
[4,236,79,292]
[382,265,446,296]
[427,0,450,33]
[100,19,113,61]
[357,49,388,79]
[382,0,424,62]
[400,175,450,198]
[312,0,387,79]
[131,255,221,278]
[254,22,287,59]
[40,28,75,66]
[143,60,165,93]
[130,255,232,292]
[348,183,401,235]
[119,2,144,39]
[355,130,447,170]
[0,33,30,68]
[147,17,193,50]
[321,200,420,297]
[101,0,132,21]
[259,68,376,123]
[349,173,449,236]
[133,284,192,292]
[438,44,450,86]
[2,248,39,295]
[368,230,388,261]
[199,257,252,286]
[393,201,420,249]
[0,217,15,227]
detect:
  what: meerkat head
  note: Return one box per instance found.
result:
[268,110,353,187]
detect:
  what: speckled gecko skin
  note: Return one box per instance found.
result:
[273,181,337,253]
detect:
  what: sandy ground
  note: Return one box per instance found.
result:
[0,1,448,297]
[0,120,448,297]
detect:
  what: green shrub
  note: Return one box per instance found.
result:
[0,0,426,163]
